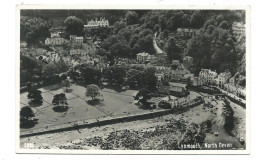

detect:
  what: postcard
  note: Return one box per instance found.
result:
[16,4,250,154]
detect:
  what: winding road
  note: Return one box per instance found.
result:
[153,32,164,54]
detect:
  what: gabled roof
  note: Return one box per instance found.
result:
[137,52,149,56]
[169,82,187,88]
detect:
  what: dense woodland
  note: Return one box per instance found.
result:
[20,10,246,83]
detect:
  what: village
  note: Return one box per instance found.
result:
[19,10,246,150]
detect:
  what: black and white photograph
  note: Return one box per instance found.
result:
[16,5,250,154]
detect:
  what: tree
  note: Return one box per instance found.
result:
[112,21,127,34]
[20,106,35,120]
[154,24,160,32]
[20,106,37,128]
[190,11,204,28]
[126,69,143,88]
[165,37,183,61]
[142,67,157,91]
[103,66,127,85]
[20,55,38,72]
[64,16,84,36]
[52,93,69,112]
[135,87,152,104]
[109,42,132,58]
[187,34,213,74]
[86,84,100,100]
[125,11,139,25]
[27,89,43,105]
[42,63,59,78]
[181,14,190,28]
[79,64,102,85]
[20,17,51,46]
[162,29,169,39]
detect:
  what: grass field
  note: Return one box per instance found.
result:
[20,84,151,132]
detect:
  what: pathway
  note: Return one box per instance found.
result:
[153,32,164,54]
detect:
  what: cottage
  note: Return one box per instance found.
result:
[45,37,66,46]
[169,82,189,97]
[157,82,189,97]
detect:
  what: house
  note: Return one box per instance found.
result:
[136,52,155,63]
[236,88,246,99]
[155,66,171,74]
[157,82,189,97]
[51,32,62,38]
[171,60,181,69]
[84,17,109,29]
[45,37,66,46]
[50,27,66,33]
[229,77,235,85]
[182,56,193,69]
[176,28,197,38]
[163,69,191,83]
[70,35,84,46]
[224,83,237,93]
[70,49,87,56]
[20,41,27,48]
[169,82,189,97]
[232,22,245,35]
[192,77,204,86]
[199,69,218,85]
[45,52,60,62]
[215,70,232,87]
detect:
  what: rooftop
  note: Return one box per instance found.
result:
[137,52,150,56]
[169,82,187,88]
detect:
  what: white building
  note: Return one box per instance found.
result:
[45,37,66,46]
[215,70,232,87]
[45,51,60,62]
[84,17,109,28]
[136,52,155,63]
[192,77,204,86]
[229,77,235,85]
[51,32,62,38]
[70,35,84,46]
[199,69,218,84]
[232,22,245,35]
[176,28,198,37]
[70,49,87,56]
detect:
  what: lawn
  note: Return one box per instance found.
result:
[20,84,149,132]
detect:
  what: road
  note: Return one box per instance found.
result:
[153,32,164,54]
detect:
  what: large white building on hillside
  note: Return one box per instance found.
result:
[136,52,155,63]
[215,70,232,87]
[84,17,109,28]
[199,69,218,84]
